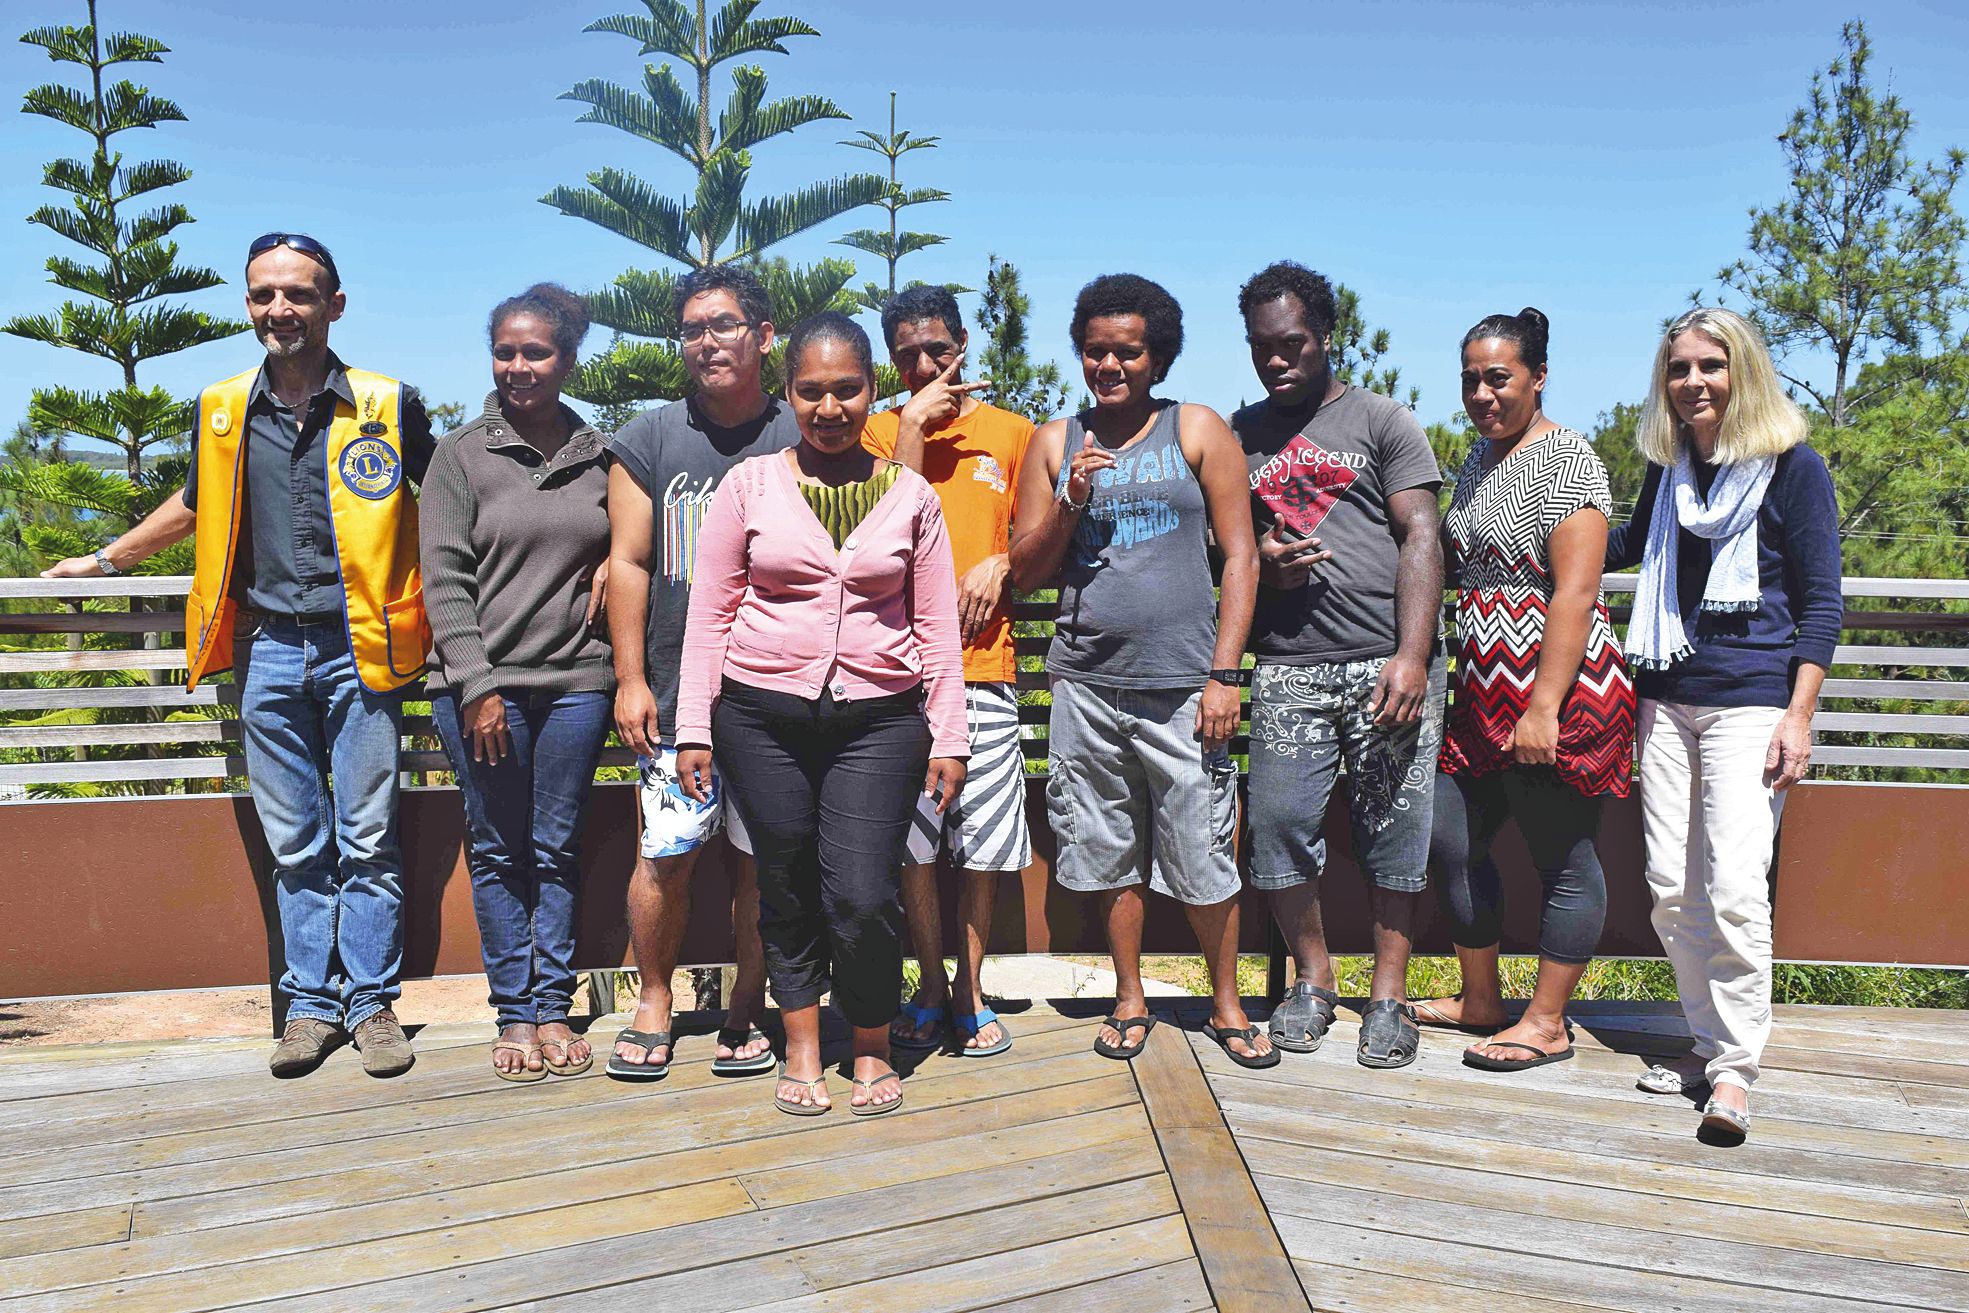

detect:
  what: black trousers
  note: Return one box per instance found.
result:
[713,679,931,1028]
[1430,768,1608,965]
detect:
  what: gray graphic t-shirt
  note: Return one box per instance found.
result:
[1231,386,1442,664]
[607,395,800,740]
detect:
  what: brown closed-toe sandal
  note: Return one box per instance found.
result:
[352,1008,415,1077]
[270,1017,343,1077]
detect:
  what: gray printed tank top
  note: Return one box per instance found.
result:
[1047,401,1218,687]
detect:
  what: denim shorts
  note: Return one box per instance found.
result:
[1045,679,1240,906]
[1246,655,1445,893]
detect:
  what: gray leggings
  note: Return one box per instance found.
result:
[1430,769,1607,965]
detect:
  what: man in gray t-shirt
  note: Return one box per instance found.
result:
[602,266,798,1082]
[1230,262,1445,1071]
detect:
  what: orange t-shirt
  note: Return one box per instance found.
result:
[864,401,1034,684]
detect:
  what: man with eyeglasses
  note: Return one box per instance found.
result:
[601,265,799,1080]
[43,233,436,1078]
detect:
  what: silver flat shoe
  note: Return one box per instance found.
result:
[1700,1097,1749,1142]
[1637,1063,1706,1095]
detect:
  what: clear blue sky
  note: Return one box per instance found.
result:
[3,0,1966,452]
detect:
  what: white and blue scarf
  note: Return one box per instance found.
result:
[1625,451,1775,671]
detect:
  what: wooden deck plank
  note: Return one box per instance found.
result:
[1217,1095,1968,1234]
[515,1181,1190,1313]
[1271,1214,1915,1313]
[1244,1134,1969,1274]
[10,1008,1094,1150]
[1255,1174,1969,1309]
[124,1067,1133,1240]
[0,1024,1109,1213]
[0,1100,1148,1298]
[241,1138,1172,1313]
[1213,1067,1969,1200]
[1132,1017,1312,1313]
[949,1259,1214,1313]
[734,1214,1196,1313]
[1193,1039,1965,1164]
[1293,1261,1608,1313]
[0,1204,131,1262]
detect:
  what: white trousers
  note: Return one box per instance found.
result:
[1638,699,1788,1091]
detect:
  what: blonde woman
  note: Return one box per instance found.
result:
[1606,307,1841,1144]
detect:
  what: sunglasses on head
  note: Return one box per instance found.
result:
[247,232,340,286]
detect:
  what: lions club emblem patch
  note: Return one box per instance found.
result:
[339,438,401,500]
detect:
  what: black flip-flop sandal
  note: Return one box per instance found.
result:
[710,1024,776,1077]
[1357,999,1420,1069]
[1204,1022,1281,1070]
[1268,980,1339,1053]
[605,1028,672,1081]
[1462,1039,1574,1072]
[1092,1014,1156,1060]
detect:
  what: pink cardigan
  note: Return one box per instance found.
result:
[675,452,970,758]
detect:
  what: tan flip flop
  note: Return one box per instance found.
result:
[492,1040,547,1083]
[849,1070,904,1117]
[539,1034,592,1076]
[775,1064,830,1116]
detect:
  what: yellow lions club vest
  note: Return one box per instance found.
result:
[183,365,430,693]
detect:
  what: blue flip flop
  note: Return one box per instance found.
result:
[953,1006,1012,1058]
[890,1001,947,1051]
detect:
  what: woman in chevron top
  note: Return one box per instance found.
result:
[1607,309,1840,1144]
[1415,307,1637,1073]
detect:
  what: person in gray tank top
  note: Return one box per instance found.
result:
[1011,273,1274,1070]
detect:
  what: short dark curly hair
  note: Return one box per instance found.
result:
[879,284,964,351]
[488,283,591,359]
[671,264,773,329]
[1237,261,1337,340]
[1069,273,1184,383]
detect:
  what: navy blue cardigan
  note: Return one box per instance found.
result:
[1605,445,1842,708]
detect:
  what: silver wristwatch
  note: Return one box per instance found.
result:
[93,548,121,576]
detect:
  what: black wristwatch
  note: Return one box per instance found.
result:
[1207,668,1249,687]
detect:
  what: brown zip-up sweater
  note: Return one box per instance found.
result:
[419,393,614,703]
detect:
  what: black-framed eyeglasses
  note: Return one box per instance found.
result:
[679,318,752,345]
[247,232,340,289]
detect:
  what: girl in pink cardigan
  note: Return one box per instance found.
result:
[676,313,968,1117]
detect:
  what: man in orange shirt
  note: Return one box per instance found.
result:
[866,286,1035,1058]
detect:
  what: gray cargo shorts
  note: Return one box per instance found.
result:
[1246,654,1446,893]
[1045,678,1240,906]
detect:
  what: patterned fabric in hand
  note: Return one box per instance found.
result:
[1439,430,1635,797]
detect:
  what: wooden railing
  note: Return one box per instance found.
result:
[4,575,1968,791]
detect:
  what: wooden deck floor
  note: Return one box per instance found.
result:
[0,999,1964,1312]
[1187,998,1969,1313]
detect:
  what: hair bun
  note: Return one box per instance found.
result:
[1516,306,1549,336]
[524,283,591,339]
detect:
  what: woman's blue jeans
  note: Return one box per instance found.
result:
[433,688,612,1029]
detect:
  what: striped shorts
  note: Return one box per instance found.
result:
[903,682,1033,872]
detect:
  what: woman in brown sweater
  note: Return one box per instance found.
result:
[421,284,613,1082]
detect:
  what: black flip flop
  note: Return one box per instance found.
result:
[1462,1039,1574,1072]
[1204,1022,1281,1070]
[1357,999,1420,1070]
[605,1028,672,1081]
[1092,1014,1156,1060]
[710,1024,776,1077]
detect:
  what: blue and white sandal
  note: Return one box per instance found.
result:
[889,1001,948,1051]
[953,1006,1012,1058]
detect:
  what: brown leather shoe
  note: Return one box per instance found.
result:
[351,1008,415,1077]
[269,1017,343,1077]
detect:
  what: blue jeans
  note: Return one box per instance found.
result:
[234,616,406,1028]
[432,688,611,1029]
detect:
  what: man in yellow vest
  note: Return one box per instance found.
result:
[43,233,436,1078]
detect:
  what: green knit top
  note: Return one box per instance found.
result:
[798,463,901,548]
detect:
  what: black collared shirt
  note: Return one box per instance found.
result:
[184,353,434,616]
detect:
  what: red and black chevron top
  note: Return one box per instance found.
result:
[1439,429,1636,797]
